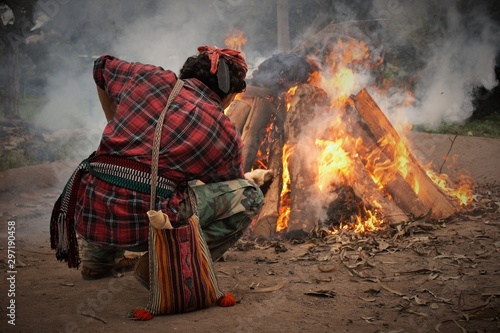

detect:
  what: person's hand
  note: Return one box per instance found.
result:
[245,169,274,186]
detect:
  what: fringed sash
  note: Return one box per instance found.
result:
[50,153,177,268]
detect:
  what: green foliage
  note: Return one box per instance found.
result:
[19,97,49,121]
[0,150,34,171]
[0,129,97,172]
[0,97,48,120]
[413,112,500,138]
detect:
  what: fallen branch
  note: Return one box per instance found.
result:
[377,279,405,296]
[439,134,458,174]
[78,311,107,324]
[244,282,287,293]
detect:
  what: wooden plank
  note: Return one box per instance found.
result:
[287,145,319,231]
[352,89,458,219]
[348,108,430,218]
[252,176,280,238]
[349,154,409,224]
[240,97,275,172]
[243,85,276,99]
[225,99,251,134]
[252,115,285,238]
[284,84,328,232]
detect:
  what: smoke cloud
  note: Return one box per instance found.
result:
[32,0,499,155]
[32,1,275,139]
[368,0,499,127]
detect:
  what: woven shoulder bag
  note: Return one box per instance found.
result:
[130,80,235,320]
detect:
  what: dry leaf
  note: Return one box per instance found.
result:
[305,289,336,298]
[413,295,427,305]
[246,282,286,293]
[359,296,376,302]
[378,280,405,296]
[378,240,390,251]
[318,262,342,272]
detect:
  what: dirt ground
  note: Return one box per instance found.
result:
[0,132,499,333]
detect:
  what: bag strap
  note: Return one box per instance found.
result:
[150,79,185,210]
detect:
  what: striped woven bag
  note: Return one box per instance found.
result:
[130,80,235,320]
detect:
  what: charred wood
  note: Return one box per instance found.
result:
[352,89,459,219]
[346,105,430,219]
[240,97,276,172]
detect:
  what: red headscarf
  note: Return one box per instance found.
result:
[197,45,248,75]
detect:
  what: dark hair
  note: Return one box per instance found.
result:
[179,53,246,99]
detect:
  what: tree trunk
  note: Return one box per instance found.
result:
[277,0,290,52]
[3,43,21,119]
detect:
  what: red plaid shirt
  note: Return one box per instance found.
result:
[75,55,244,247]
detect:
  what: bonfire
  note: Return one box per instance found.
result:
[223,29,475,240]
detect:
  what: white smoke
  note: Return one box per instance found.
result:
[33,0,499,138]
[370,0,499,127]
[32,0,274,138]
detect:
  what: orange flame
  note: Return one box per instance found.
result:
[285,86,298,111]
[315,139,353,191]
[426,170,475,206]
[224,29,248,52]
[354,207,383,233]
[276,143,295,232]
[374,134,411,180]
[273,37,474,235]
[316,39,373,109]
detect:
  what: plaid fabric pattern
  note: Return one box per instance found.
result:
[51,154,174,267]
[94,55,244,182]
[74,56,244,247]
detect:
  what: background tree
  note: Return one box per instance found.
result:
[0,0,36,119]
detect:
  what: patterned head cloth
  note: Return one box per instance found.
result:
[197,45,248,75]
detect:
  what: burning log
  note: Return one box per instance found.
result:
[286,145,319,232]
[349,154,408,224]
[225,100,251,134]
[351,89,459,219]
[244,85,276,99]
[239,96,276,172]
[284,84,328,232]
[251,102,287,238]
[251,178,280,238]
[347,107,430,219]
[251,137,284,238]
[284,84,329,143]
